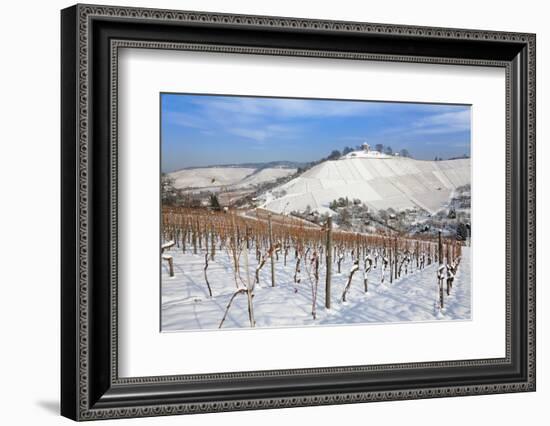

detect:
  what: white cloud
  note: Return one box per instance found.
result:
[229,124,301,142]
[411,109,471,135]
[376,108,471,141]
[229,128,268,142]
[193,96,382,120]
[165,111,207,129]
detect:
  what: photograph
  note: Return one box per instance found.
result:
[160,94,472,331]
[56,2,536,421]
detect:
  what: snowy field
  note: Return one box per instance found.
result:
[161,244,471,332]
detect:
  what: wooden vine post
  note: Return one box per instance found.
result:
[210,228,215,260]
[438,230,444,309]
[268,214,275,287]
[389,246,393,284]
[204,227,209,257]
[325,216,333,309]
[394,237,398,280]
[181,224,187,253]
[197,219,202,249]
[192,222,197,254]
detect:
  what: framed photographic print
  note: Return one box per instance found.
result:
[61,4,536,421]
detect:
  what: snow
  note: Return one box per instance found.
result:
[169,166,296,191]
[170,167,256,189]
[161,245,471,331]
[234,168,297,188]
[161,240,175,250]
[342,150,390,159]
[262,157,470,214]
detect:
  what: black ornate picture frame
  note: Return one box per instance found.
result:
[61,4,536,421]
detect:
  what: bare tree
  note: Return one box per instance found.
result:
[337,251,344,273]
[341,260,360,302]
[255,253,267,284]
[304,251,320,319]
[203,253,213,297]
[380,252,389,283]
[219,241,256,328]
[364,252,373,292]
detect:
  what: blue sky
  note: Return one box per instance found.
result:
[161,93,471,172]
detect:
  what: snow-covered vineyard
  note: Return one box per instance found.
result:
[161,209,470,331]
[262,155,470,215]
[169,166,297,192]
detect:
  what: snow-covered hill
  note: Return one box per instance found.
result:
[261,156,470,214]
[169,166,297,191]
